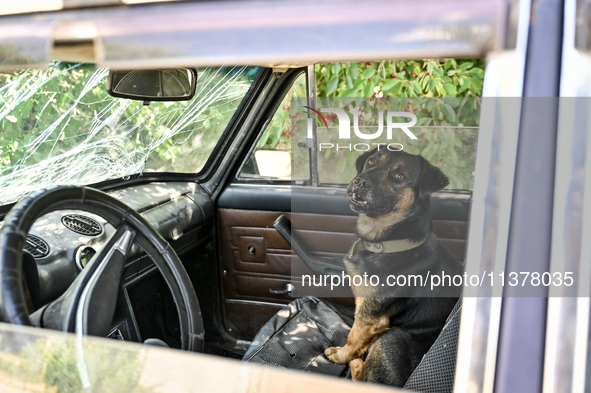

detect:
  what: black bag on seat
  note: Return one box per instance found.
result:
[242,296,354,377]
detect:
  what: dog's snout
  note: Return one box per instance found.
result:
[349,177,371,196]
[353,177,370,188]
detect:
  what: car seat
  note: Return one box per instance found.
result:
[243,296,462,392]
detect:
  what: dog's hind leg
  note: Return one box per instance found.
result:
[349,358,365,381]
[360,328,424,387]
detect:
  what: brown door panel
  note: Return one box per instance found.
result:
[218,208,468,340]
[218,209,355,340]
[235,274,297,299]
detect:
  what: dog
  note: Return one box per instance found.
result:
[324,148,463,387]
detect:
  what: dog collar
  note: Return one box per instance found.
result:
[348,236,428,258]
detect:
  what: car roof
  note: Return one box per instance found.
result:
[0,0,508,70]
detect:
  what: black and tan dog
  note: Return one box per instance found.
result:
[324,148,462,387]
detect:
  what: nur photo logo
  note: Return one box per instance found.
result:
[304,106,418,152]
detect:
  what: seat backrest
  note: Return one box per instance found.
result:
[403,299,462,393]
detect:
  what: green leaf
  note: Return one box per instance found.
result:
[392,81,404,96]
[435,82,444,96]
[469,68,484,77]
[426,61,436,73]
[460,61,474,70]
[445,97,460,107]
[326,77,339,95]
[416,117,430,127]
[364,82,376,97]
[421,77,429,90]
[382,78,400,91]
[443,83,458,95]
[331,63,341,75]
[442,104,457,124]
[444,58,457,70]
[346,74,354,89]
[353,78,366,89]
[349,63,359,78]
[361,67,376,80]
[428,79,437,90]
[433,107,441,122]
[411,80,422,94]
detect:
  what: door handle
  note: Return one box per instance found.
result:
[269,283,296,296]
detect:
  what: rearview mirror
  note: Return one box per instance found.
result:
[107,68,197,102]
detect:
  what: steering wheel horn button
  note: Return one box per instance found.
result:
[62,214,103,236]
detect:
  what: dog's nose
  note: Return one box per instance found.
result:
[353,177,370,188]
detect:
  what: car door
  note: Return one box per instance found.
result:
[215,66,475,341]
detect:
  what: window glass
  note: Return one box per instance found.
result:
[238,72,308,182]
[0,62,259,205]
[314,60,484,190]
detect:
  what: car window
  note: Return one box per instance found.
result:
[238,72,308,182]
[0,62,259,205]
[238,60,483,190]
[315,60,482,190]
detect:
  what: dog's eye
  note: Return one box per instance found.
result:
[394,173,405,181]
[367,158,376,167]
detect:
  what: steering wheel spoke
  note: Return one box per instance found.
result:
[75,224,135,337]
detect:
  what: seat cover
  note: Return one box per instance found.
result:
[243,296,354,377]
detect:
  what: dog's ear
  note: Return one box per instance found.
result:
[355,148,378,173]
[419,157,449,197]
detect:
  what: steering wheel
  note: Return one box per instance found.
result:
[0,186,204,351]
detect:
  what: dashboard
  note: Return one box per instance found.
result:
[9,182,213,346]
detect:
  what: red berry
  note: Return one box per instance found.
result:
[412,72,417,77]
[391,73,397,78]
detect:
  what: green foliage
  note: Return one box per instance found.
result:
[317,59,483,189]
[316,59,484,99]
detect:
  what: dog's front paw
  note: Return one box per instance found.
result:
[324,346,349,364]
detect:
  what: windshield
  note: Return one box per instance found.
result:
[0,62,259,205]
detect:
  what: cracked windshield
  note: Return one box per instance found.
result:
[0,63,259,205]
